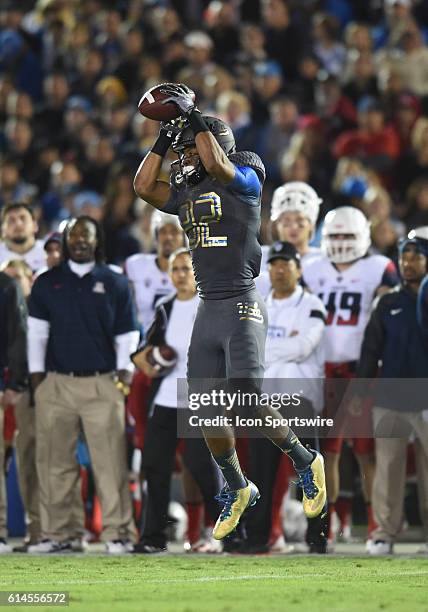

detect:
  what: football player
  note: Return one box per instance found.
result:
[133,83,326,541]
[303,206,398,547]
[0,203,46,272]
[125,211,184,333]
[257,181,323,297]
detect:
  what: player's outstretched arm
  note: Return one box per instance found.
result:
[133,121,181,210]
[133,152,171,210]
[194,129,235,184]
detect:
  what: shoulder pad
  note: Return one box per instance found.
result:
[228,151,266,184]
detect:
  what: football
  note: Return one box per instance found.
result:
[146,343,178,374]
[138,83,195,121]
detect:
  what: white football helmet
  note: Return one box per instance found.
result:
[270,181,323,226]
[150,209,182,239]
[322,206,371,263]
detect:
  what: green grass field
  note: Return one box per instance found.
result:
[0,555,427,612]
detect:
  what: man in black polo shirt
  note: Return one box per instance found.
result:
[27,216,140,554]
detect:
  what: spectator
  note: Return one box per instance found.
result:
[0,158,36,210]
[115,26,145,96]
[304,207,399,549]
[396,116,428,197]
[131,248,220,554]
[357,233,428,555]
[177,30,233,104]
[35,73,69,139]
[342,52,379,105]
[312,12,346,77]
[257,181,323,297]
[333,96,400,179]
[259,97,299,184]
[261,0,304,82]
[0,269,27,554]
[0,203,45,272]
[397,27,428,98]
[205,1,241,67]
[404,178,428,230]
[41,160,82,226]
[43,232,62,270]
[245,241,327,554]
[27,216,139,553]
[391,93,421,153]
[125,210,183,457]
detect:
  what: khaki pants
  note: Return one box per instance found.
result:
[372,406,428,543]
[35,373,135,542]
[0,409,6,539]
[14,392,84,542]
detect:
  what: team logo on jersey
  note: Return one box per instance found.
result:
[93,281,106,294]
[237,301,264,324]
[267,325,285,339]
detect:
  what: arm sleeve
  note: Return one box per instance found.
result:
[145,305,167,346]
[227,166,261,203]
[266,311,325,366]
[6,280,28,390]
[115,330,141,372]
[27,316,50,374]
[356,297,385,378]
[113,277,139,335]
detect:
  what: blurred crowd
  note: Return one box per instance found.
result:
[2,0,428,555]
[2,0,428,262]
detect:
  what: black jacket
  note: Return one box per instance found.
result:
[0,272,28,390]
[357,285,428,411]
[138,293,176,408]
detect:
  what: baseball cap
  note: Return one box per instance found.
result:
[399,227,428,257]
[66,96,92,113]
[73,191,103,210]
[357,96,383,113]
[254,60,283,79]
[184,31,213,50]
[267,241,301,265]
[44,231,62,250]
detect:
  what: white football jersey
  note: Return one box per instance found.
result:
[0,239,46,272]
[303,254,397,363]
[125,253,174,332]
[257,245,323,298]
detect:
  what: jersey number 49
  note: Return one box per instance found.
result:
[319,291,362,326]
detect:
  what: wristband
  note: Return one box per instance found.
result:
[188,109,209,137]
[151,132,172,157]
